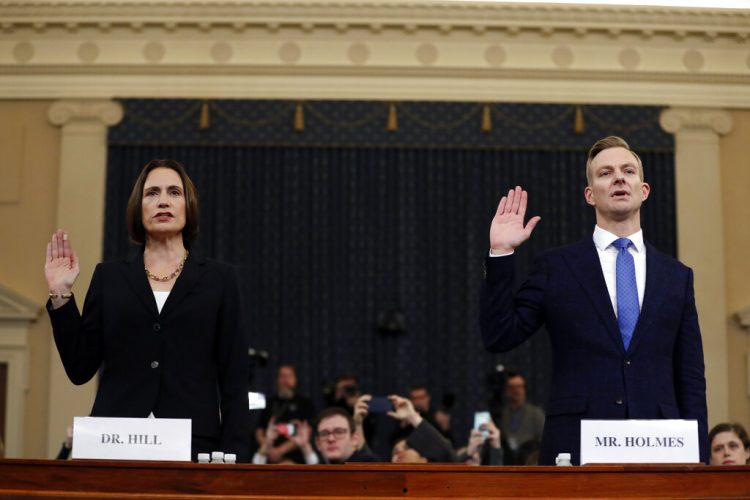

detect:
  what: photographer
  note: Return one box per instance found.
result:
[456,419,504,465]
[253,417,318,464]
[330,374,377,446]
[331,374,361,410]
[255,364,315,464]
[357,394,455,463]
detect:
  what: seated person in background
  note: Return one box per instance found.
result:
[331,373,377,445]
[499,371,544,462]
[315,407,380,463]
[391,438,427,464]
[709,422,750,465]
[409,385,455,445]
[456,419,503,465]
[253,417,318,465]
[255,364,316,464]
[332,374,361,410]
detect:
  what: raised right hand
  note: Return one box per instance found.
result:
[44,229,80,295]
[489,186,541,255]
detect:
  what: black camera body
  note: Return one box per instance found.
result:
[343,384,359,396]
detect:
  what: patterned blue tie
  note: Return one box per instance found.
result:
[612,238,639,351]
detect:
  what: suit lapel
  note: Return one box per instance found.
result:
[562,238,625,354]
[627,242,669,354]
[122,251,159,318]
[159,250,208,319]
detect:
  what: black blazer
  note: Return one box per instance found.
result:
[480,238,708,465]
[48,251,250,461]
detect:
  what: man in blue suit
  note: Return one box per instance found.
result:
[480,136,708,465]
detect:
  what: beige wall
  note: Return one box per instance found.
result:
[721,109,750,429]
[0,101,59,457]
[1,100,748,458]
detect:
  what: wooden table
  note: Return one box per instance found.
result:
[0,459,748,498]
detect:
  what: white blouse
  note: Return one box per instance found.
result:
[153,291,170,314]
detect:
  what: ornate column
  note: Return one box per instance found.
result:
[46,100,123,456]
[660,107,733,424]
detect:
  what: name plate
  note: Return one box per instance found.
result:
[580,419,699,464]
[72,416,191,461]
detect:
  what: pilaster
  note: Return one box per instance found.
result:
[659,106,733,424]
[45,99,123,457]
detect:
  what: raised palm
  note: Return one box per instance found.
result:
[489,186,541,254]
[44,229,80,292]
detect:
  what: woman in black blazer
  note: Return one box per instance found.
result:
[44,159,249,461]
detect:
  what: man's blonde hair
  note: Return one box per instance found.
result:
[586,136,643,186]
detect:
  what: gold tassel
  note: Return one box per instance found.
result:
[294,102,305,132]
[387,103,398,132]
[199,100,210,130]
[574,105,585,134]
[481,103,492,132]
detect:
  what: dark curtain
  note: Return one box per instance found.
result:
[104,143,675,450]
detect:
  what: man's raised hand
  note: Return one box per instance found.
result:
[489,186,541,255]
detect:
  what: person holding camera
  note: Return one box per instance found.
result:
[252,417,318,464]
[356,393,455,463]
[330,374,379,447]
[456,419,504,465]
[255,364,315,464]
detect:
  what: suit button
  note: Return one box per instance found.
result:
[153,323,161,332]
[150,361,159,369]
[624,360,631,366]
[615,398,623,405]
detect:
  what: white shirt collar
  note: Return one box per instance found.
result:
[593,225,644,253]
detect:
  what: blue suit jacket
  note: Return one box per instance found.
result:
[480,237,708,465]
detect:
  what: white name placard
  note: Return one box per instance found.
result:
[580,419,699,465]
[72,416,192,461]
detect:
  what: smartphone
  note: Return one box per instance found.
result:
[275,423,297,437]
[368,396,395,413]
[473,411,491,437]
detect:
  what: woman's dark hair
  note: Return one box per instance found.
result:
[125,159,199,246]
[709,422,750,461]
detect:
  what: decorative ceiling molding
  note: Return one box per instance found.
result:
[0,1,748,105]
[2,1,748,39]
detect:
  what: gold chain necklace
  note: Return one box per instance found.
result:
[145,250,189,282]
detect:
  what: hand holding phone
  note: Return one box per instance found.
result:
[473,411,491,438]
[368,396,395,413]
[275,422,297,437]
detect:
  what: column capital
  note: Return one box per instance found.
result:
[48,99,124,127]
[659,107,733,136]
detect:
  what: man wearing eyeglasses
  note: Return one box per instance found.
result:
[315,407,380,463]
